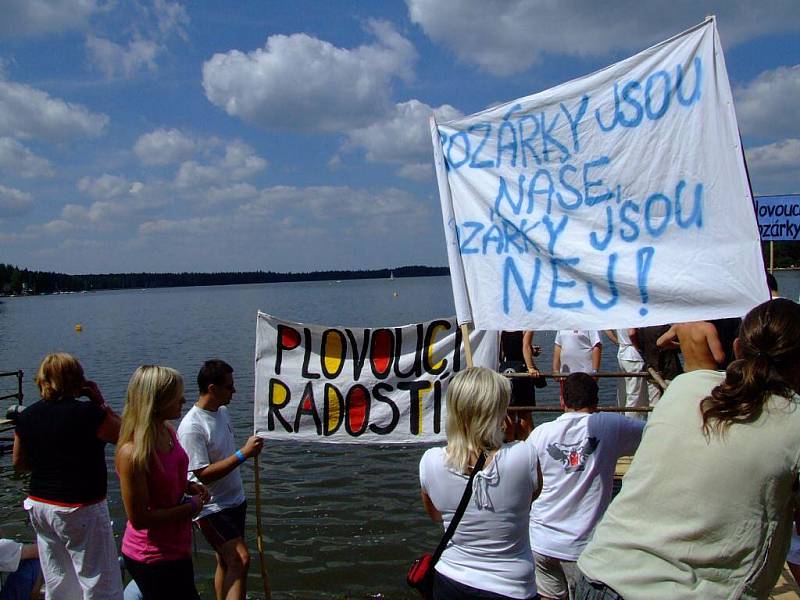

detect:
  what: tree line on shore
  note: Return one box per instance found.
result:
[0,264,449,296]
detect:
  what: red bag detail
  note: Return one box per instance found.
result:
[406,553,434,599]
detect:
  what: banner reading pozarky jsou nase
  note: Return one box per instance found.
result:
[254,313,498,444]
[432,17,768,331]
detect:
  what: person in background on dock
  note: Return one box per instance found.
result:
[633,325,682,405]
[604,329,647,420]
[116,366,209,600]
[499,331,545,440]
[656,321,725,371]
[576,298,800,599]
[767,272,780,299]
[177,360,264,600]
[13,352,124,599]
[553,330,601,402]
[420,367,542,600]
[0,532,42,598]
[527,373,644,600]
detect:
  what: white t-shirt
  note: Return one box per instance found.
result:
[177,405,245,518]
[554,330,601,374]
[419,442,539,599]
[527,412,644,560]
[0,539,22,572]
[615,329,643,363]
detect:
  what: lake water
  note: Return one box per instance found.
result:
[0,272,798,598]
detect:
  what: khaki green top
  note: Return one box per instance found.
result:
[578,370,800,600]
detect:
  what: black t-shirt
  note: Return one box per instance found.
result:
[16,397,108,504]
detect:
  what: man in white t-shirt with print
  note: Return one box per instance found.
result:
[177,360,264,600]
[527,373,644,600]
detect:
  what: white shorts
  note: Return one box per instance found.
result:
[24,497,123,599]
[533,551,578,600]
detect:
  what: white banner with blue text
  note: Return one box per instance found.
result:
[431,17,768,330]
[254,312,498,444]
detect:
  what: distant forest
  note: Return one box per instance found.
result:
[0,264,449,296]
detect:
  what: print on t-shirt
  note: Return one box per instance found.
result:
[546,437,599,473]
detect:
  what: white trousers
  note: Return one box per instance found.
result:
[24,498,123,600]
[617,357,647,420]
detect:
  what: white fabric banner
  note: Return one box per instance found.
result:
[254,313,498,444]
[432,18,768,331]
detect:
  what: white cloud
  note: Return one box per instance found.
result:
[78,174,138,199]
[140,216,222,236]
[0,137,54,178]
[152,0,190,41]
[134,128,196,166]
[0,78,108,142]
[202,20,416,132]
[746,138,800,172]
[86,35,160,78]
[174,140,266,188]
[0,0,100,38]
[342,100,461,177]
[407,0,800,76]
[735,65,800,140]
[0,185,34,217]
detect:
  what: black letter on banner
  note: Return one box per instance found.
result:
[275,325,301,375]
[433,380,443,434]
[268,378,292,433]
[370,328,394,379]
[345,329,371,380]
[399,380,433,435]
[323,383,344,436]
[453,326,462,372]
[293,381,322,435]
[394,323,424,378]
[345,385,371,436]
[369,383,399,435]
[301,328,320,379]
[423,320,451,375]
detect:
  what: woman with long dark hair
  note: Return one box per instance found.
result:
[576,299,800,599]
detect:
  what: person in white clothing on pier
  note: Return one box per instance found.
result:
[605,329,647,420]
[527,373,644,600]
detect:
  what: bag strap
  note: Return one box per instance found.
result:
[431,451,487,564]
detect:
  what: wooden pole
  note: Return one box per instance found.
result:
[770,241,774,273]
[460,323,474,368]
[253,455,272,600]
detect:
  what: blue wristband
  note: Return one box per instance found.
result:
[235,450,246,463]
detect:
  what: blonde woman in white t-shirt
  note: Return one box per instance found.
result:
[419,367,542,600]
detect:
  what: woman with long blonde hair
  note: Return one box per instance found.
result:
[13,352,123,599]
[419,367,542,599]
[116,365,208,600]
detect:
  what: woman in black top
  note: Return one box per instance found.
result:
[13,353,124,599]
[499,331,544,439]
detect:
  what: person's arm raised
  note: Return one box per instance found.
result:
[191,435,264,485]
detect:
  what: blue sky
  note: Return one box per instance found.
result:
[0,0,798,274]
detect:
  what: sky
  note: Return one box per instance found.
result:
[0,0,798,275]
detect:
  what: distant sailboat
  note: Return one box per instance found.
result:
[389,271,395,281]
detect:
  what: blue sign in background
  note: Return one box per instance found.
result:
[755,194,800,241]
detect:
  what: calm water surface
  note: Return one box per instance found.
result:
[0,272,797,598]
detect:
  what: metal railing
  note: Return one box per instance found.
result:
[0,370,23,448]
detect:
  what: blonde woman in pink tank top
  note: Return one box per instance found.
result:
[116,366,209,600]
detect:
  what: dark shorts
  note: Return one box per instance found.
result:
[433,571,539,600]
[574,572,625,600]
[197,501,247,550]
[123,555,199,600]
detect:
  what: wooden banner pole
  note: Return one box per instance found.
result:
[770,241,774,273]
[460,323,474,368]
[253,455,272,600]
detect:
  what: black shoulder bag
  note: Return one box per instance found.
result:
[407,452,487,599]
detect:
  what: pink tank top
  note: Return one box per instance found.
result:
[121,428,192,563]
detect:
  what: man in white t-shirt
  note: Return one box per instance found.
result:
[553,330,601,375]
[527,373,644,600]
[605,329,647,421]
[177,360,264,600]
